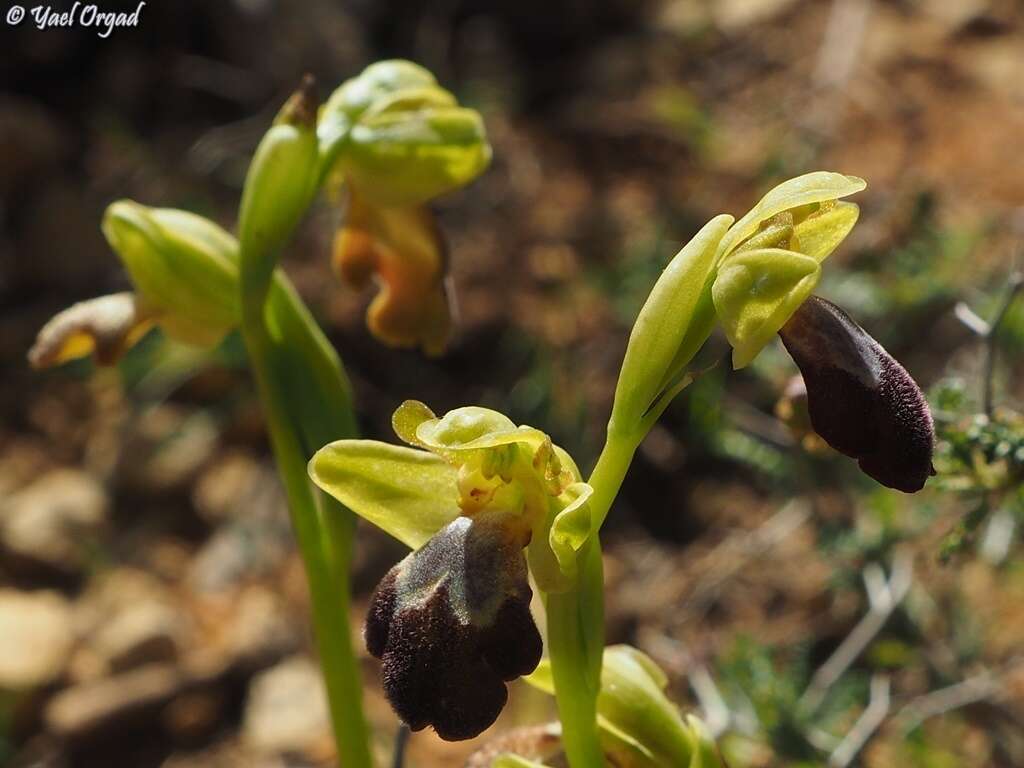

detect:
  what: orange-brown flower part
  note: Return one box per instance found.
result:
[333,189,452,356]
[28,293,154,369]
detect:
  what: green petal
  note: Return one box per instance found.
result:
[413,405,550,455]
[341,107,492,206]
[712,248,821,369]
[548,482,595,579]
[792,200,860,263]
[717,172,866,261]
[308,439,460,548]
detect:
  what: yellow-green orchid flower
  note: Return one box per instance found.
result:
[319,60,491,355]
[615,171,933,492]
[309,401,596,740]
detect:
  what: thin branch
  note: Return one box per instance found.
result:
[391,723,411,768]
[800,552,912,713]
[896,672,1000,733]
[829,675,891,768]
[983,271,1023,417]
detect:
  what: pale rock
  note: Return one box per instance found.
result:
[1,469,107,573]
[92,601,183,673]
[242,657,330,756]
[0,589,74,689]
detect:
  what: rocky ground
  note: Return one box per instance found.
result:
[4,0,1024,766]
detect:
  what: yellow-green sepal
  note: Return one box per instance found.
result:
[102,201,238,347]
[339,106,490,206]
[319,59,491,205]
[792,200,860,262]
[712,247,821,369]
[308,439,460,549]
[716,171,866,261]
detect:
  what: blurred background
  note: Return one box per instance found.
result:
[4,0,1024,765]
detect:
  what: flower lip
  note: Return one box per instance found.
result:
[365,513,542,740]
[779,295,935,492]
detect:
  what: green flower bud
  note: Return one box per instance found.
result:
[238,76,319,306]
[612,214,734,433]
[524,645,727,768]
[103,201,238,347]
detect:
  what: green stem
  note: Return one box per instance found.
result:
[240,318,374,768]
[545,425,640,768]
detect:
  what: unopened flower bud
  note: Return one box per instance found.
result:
[365,514,542,740]
[779,296,935,492]
[103,201,239,347]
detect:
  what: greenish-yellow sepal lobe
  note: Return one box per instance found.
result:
[308,439,460,549]
[341,107,491,207]
[792,200,860,262]
[713,247,821,369]
[613,213,734,431]
[717,171,866,261]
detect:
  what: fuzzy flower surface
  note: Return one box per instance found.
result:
[309,401,596,738]
[707,173,935,491]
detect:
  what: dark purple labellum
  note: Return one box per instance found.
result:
[778,296,935,492]
[364,515,542,741]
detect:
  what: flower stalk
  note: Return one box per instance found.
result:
[237,79,372,768]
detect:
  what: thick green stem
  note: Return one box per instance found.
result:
[240,319,374,768]
[545,426,640,768]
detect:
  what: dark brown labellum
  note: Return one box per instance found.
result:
[779,296,935,492]
[364,515,542,741]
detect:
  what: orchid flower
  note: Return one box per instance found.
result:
[309,400,596,739]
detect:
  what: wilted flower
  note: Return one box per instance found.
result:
[309,401,596,738]
[318,60,491,355]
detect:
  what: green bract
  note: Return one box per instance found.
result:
[712,172,865,369]
[612,214,734,433]
[526,645,725,767]
[319,59,491,206]
[309,401,595,592]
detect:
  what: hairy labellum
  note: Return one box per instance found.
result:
[365,514,542,740]
[779,296,935,492]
